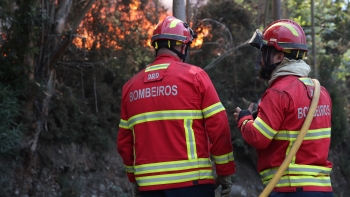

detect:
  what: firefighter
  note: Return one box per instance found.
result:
[233,19,334,197]
[117,16,235,197]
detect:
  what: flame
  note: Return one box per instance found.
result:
[192,27,209,47]
[130,1,140,10]
[73,0,169,50]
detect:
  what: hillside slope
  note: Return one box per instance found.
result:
[7,138,349,196]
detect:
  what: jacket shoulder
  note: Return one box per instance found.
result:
[270,76,300,89]
[172,61,205,74]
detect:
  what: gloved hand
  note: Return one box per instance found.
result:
[252,110,258,119]
[215,175,232,197]
[132,182,141,197]
[234,103,254,126]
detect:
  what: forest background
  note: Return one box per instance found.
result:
[0,0,350,196]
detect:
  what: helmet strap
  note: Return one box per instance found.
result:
[259,47,281,80]
[153,40,188,62]
[168,46,187,62]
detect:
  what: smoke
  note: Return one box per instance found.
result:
[160,0,173,10]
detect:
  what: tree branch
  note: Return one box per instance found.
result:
[49,0,96,68]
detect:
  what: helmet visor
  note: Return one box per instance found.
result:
[248,29,264,49]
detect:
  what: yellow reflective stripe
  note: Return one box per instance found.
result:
[119,119,129,129]
[263,175,331,187]
[260,164,332,182]
[274,128,331,140]
[299,77,314,86]
[136,170,214,186]
[268,22,299,36]
[285,140,296,164]
[128,110,203,127]
[253,117,277,140]
[125,165,134,173]
[282,49,291,53]
[145,63,170,72]
[202,102,225,118]
[184,119,197,160]
[242,120,253,127]
[134,158,212,175]
[212,152,234,164]
[170,19,182,28]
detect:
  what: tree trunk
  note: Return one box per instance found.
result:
[173,0,186,22]
[311,0,317,78]
[264,0,270,27]
[273,0,281,20]
[186,0,191,24]
[21,0,96,194]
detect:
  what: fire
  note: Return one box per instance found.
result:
[130,1,140,10]
[192,27,208,47]
[73,0,168,50]
[72,0,208,51]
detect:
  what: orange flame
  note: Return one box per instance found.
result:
[72,0,210,51]
[73,0,168,50]
[192,27,208,47]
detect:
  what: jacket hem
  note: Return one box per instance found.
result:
[273,186,333,192]
[139,179,214,191]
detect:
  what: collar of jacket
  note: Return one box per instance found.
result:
[268,58,311,86]
[154,54,181,62]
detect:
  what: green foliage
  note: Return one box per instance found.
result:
[0,0,42,85]
[0,83,24,195]
[42,66,118,153]
[0,83,23,157]
[329,89,349,148]
[38,0,164,155]
[191,0,266,129]
[0,0,349,194]
[192,0,265,104]
[318,52,349,149]
[0,84,23,155]
[190,0,270,160]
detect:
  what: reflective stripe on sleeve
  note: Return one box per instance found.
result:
[125,165,134,173]
[119,119,129,129]
[202,102,225,118]
[212,152,234,164]
[252,117,277,140]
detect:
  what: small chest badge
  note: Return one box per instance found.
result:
[144,63,170,83]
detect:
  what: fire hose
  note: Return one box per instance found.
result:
[259,79,321,197]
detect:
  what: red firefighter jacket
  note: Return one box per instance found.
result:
[238,75,332,192]
[117,54,235,191]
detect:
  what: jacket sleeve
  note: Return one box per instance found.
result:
[117,87,136,183]
[238,89,287,149]
[196,70,235,176]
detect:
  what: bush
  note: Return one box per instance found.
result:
[0,83,24,195]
